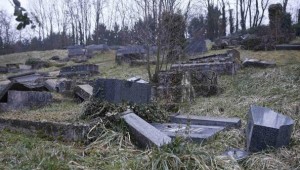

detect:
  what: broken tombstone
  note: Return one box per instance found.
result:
[94,79,152,104]
[121,112,172,148]
[242,59,276,68]
[59,64,99,77]
[152,123,224,143]
[169,114,241,129]
[246,106,294,152]
[74,84,93,101]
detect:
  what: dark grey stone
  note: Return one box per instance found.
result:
[152,123,224,142]
[94,79,152,104]
[0,66,8,73]
[242,59,276,68]
[276,44,300,50]
[7,90,53,110]
[115,45,146,65]
[121,112,172,148]
[222,148,249,161]
[86,44,110,57]
[169,114,241,129]
[246,106,294,152]
[74,84,93,101]
[59,64,99,77]
[6,63,21,73]
[67,45,86,58]
[185,38,207,54]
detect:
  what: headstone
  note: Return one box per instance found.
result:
[59,64,99,77]
[0,66,8,74]
[6,63,20,73]
[6,90,52,110]
[222,148,249,161]
[170,114,241,129]
[115,45,146,65]
[74,84,93,101]
[44,79,58,92]
[56,79,74,93]
[242,59,276,68]
[67,45,86,58]
[152,123,224,142]
[19,65,32,70]
[94,79,152,104]
[185,37,207,54]
[86,44,110,57]
[246,106,294,152]
[121,112,172,148]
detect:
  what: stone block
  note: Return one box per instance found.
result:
[67,45,86,58]
[152,123,224,142]
[59,64,99,77]
[7,90,53,110]
[74,84,93,101]
[0,66,8,73]
[94,79,152,104]
[122,112,172,148]
[275,44,300,50]
[242,59,276,68]
[246,106,294,152]
[169,114,241,129]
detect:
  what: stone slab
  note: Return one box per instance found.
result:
[7,90,53,110]
[74,84,93,101]
[94,79,152,104]
[59,64,99,77]
[242,59,276,68]
[121,113,171,148]
[275,44,300,50]
[246,106,294,152]
[170,114,241,129]
[152,123,224,142]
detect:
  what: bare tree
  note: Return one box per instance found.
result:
[282,0,288,13]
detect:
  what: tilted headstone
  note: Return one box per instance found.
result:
[59,64,99,77]
[7,90,52,110]
[121,112,172,148]
[169,114,241,129]
[246,106,294,152]
[94,79,152,104]
[152,123,224,142]
[74,84,93,101]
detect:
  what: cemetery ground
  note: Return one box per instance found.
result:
[0,48,299,169]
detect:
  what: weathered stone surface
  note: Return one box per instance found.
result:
[242,59,276,68]
[127,77,148,84]
[115,45,146,65]
[122,112,172,148]
[152,123,224,142]
[169,114,241,129]
[86,44,110,57]
[6,63,21,73]
[74,84,93,101]
[0,66,8,73]
[94,79,152,104]
[44,79,58,91]
[222,148,249,161]
[185,38,207,54]
[67,45,86,58]
[246,106,294,152]
[59,64,99,77]
[275,44,300,50]
[6,90,52,110]
[0,118,90,142]
[19,65,32,70]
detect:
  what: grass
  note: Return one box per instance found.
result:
[0,48,299,169]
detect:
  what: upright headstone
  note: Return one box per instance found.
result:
[94,79,152,104]
[121,112,172,148]
[246,106,294,152]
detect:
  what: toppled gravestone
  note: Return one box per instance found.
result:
[1,90,52,111]
[242,59,276,68]
[121,112,172,148]
[115,45,146,65]
[246,106,294,152]
[152,123,224,142]
[275,44,300,50]
[94,79,152,104]
[59,64,99,77]
[156,70,217,103]
[45,78,74,94]
[74,84,93,101]
[169,114,241,129]
[127,77,148,84]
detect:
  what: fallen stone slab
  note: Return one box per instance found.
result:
[242,59,276,68]
[0,118,90,142]
[222,148,249,161]
[44,79,58,91]
[94,79,152,104]
[121,112,172,148]
[59,64,99,77]
[74,84,93,101]
[169,114,241,129]
[127,77,148,84]
[246,106,294,152]
[152,123,224,142]
[275,44,300,50]
[6,90,53,110]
